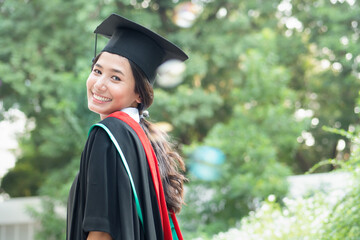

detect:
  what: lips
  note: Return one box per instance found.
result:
[93,92,112,102]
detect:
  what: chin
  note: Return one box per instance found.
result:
[88,103,100,115]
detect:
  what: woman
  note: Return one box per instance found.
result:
[66,14,188,240]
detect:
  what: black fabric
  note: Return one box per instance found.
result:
[94,14,188,83]
[102,28,164,83]
[67,117,164,240]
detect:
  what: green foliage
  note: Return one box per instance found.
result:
[212,183,360,240]
[1,162,43,197]
[150,85,223,143]
[0,0,96,196]
[290,0,360,168]
[210,126,360,240]
[320,128,360,240]
[180,26,304,236]
[211,194,331,239]
[322,185,360,240]
[29,199,66,240]
[1,0,360,238]
[29,158,80,240]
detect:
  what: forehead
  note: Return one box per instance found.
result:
[96,52,132,74]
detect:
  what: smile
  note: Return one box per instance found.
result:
[93,93,112,102]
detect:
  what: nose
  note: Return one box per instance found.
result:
[93,76,107,91]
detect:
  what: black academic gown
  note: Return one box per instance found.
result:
[66,116,164,240]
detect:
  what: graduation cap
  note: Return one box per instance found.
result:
[94,13,188,83]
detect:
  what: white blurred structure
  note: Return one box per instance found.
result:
[0,197,41,240]
[0,107,27,178]
[287,171,352,199]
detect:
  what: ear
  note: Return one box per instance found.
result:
[135,94,142,104]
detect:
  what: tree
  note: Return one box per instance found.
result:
[1,0,359,238]
[0,0,225,197]
[0,0,96,196]
[289,0,360,170]
[180,27,305,236]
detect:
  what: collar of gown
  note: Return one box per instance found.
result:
[120,107,140,123]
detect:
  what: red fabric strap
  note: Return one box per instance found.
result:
[170,211,183,240]
[108,111,183,240]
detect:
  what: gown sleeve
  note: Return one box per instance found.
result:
[82,127,120,238]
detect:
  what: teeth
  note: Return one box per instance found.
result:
[93,93,111,102]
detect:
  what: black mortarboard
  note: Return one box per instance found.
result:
[94,14,188,83]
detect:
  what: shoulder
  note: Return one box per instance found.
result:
[88,117,133,141]
[84,117,129,155]
[100,116,133,133]
[88,117,143,150]
[85,116,148,164]
[82,118,139,170]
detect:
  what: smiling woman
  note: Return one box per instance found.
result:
[66,14,188,240]
[87,52,141,120]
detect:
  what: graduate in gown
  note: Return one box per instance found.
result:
[66,14,188,240]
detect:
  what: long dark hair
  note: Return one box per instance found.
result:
[129,60,186,214]
[92,53,186,213]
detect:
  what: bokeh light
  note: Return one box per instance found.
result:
[172,1,203,28]
[156,59,186,88]
[188,146,226,181]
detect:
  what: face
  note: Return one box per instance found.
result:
[87,52,141,119]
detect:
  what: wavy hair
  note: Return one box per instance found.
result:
[129,59,187,214]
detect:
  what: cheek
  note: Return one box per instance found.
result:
[86,76,93,91]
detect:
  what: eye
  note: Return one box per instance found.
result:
[93,69,102,74]
[112,76,121,81]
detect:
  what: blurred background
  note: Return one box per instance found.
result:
[0,0,360,239]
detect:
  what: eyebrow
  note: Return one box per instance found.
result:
[95,63,125,76]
